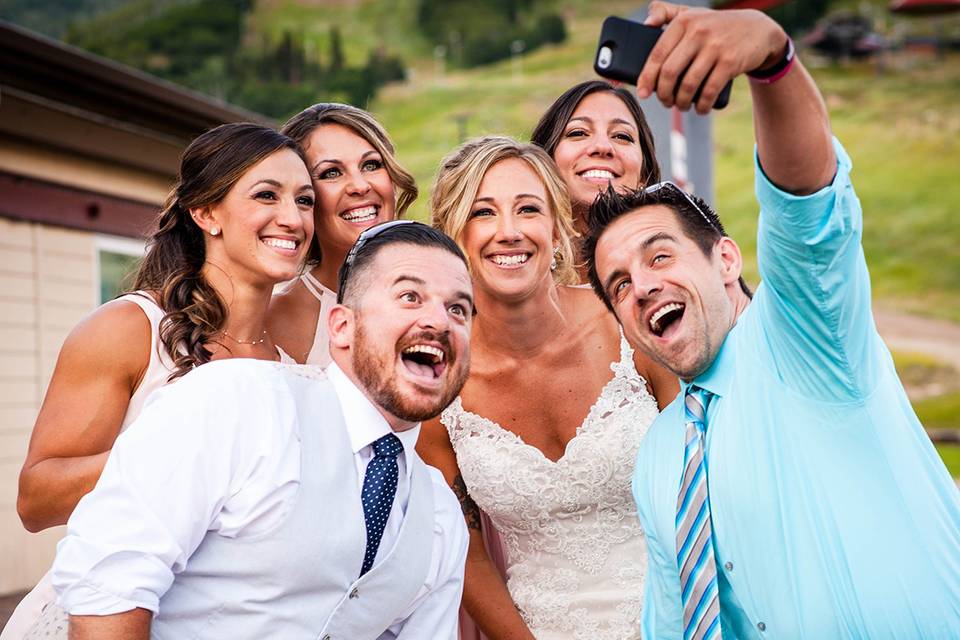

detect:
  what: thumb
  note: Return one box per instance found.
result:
[644,1,686,27]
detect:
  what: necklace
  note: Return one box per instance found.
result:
[220,328,269,345]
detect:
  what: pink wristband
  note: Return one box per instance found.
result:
[748,38,795,85]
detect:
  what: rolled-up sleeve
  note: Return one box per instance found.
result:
[753,138,881,401]
[52,363,257,615]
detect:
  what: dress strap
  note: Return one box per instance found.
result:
[300,271,329,302]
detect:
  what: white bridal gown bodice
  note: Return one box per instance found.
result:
[442,335,658,640]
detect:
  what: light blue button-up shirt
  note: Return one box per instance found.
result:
[633,140,960,639]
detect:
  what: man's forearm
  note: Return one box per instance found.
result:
[751,56,836,195]
[69,609,151,640]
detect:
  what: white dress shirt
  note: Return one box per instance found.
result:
[52,360,467,637]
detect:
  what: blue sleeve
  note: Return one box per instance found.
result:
[752,138,882,401]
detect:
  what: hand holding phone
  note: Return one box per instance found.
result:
[594,16,732,110]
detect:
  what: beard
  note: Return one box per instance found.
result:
[351,316,469,423]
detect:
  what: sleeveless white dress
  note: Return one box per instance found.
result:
[442,335,658,640]
[7,293,293,640]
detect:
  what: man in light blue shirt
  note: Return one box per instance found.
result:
[585,2,960,638]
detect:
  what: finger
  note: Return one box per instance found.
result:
[654,29,701,108]
[636,18,687,100]
[644,1,687,27]
[674,45,718,111]
[694,52,737,114]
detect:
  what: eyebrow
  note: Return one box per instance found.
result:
[473,193,546,204]
[393,275,474,309]
[602,232,679,295]
[312,150,380,172]
[567,116,637,130]
[252,179,282,188]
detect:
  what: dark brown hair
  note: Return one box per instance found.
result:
[281,103,418,265]
[583,185,752,313]
[132,122,307,381]
[530,80,661,190]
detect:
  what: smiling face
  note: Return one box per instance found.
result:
[201,148,314,286]
[336,244,473,426]
[460,158,556,302]
[552,91,646,209]
[594,205,742,380]
[305,123,397,256]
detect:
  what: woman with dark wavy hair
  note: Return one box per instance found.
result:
[7,122,315,640]
[267,102,417,366]
[531,80,661,277]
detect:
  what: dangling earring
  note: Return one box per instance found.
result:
[210,226,220,236]
[550,246,560,272]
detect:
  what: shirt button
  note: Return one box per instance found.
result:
[724,562,733,572]
[349,587,359,599]
[322,635,332,640]
[757,622,766,632]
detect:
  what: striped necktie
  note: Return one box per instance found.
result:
[676,386,722,640]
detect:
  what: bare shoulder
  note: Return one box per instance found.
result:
[559,285,622,343]
[59,298,152,376]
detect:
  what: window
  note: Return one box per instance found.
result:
[95,235,145,304]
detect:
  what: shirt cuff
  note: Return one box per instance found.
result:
[754,137,854,234]
[57,581,158,616]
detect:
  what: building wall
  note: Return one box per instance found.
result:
[0,217,100,593]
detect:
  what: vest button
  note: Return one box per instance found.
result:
[757,622,766,631]
[322,635,331,640]
[724,562,733,572]
[349,587,359,599]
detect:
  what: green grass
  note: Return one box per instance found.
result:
[249,0,960,324]
[935,444,960,478]
[915,391,960,431]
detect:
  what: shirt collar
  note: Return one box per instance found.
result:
[326,362,420,461]
[686,318,740,399]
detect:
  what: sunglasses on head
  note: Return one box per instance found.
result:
[336,219,419,303]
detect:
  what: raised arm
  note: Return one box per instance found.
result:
[638,1,835,194]
[416,417,536,640]
[17,300,151,532]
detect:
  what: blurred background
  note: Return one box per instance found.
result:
[1,0,958,619]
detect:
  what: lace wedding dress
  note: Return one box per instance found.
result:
[442,335,658,640]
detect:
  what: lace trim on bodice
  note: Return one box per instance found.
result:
[441,334,658,638]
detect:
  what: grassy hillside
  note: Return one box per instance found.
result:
[325,5,959,323]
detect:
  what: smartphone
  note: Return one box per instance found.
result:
[594,16,732,110]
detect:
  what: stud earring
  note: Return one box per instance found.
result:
[550,246,560,272]
[210,227,220,236]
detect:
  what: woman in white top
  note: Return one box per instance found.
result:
[268,103,417,366]
[418,137,678,639]
[5,123,314,639]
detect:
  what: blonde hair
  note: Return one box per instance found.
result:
[281,103,418,264]
[430,136,578,285]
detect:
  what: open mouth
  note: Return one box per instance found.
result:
[649,302,685,337]
[578,168,618,183]
[488,253,531,268]
[340,205,379,224]
[400,343,447,381]
[261,237,300,253]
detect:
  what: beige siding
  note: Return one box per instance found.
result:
[0,217,94,593]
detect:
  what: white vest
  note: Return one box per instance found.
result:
[152,371,435,639]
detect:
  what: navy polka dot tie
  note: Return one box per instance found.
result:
[359,433,404,577]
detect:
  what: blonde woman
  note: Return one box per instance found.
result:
[418,136,678,639]
[268,103,417,365]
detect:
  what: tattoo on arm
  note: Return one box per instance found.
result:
[451,474,482,531]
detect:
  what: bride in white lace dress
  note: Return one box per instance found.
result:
[419,137,677,639]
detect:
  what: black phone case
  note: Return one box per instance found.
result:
[594,16,732,110]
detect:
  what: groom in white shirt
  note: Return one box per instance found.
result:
[52,221,475,639]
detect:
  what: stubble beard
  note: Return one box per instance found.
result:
[352,317,469,423]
